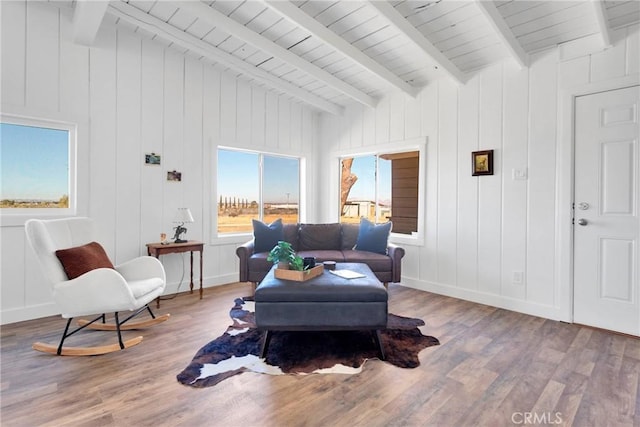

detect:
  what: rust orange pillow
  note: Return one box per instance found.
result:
[55,242,115,280]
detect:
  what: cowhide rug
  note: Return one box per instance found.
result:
[177,298,440,388]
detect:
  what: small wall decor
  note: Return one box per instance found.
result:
[472,150,494,176]
[167,170,182,182]
[145,153,161,165]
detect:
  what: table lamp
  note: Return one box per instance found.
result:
[172,208,194,243]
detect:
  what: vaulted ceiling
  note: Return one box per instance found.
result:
[72,0,640,115]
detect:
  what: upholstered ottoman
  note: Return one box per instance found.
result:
[255,262,388,359]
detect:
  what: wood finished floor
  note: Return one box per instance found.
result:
[1,282,638,427]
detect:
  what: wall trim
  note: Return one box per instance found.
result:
[402,277,567,322]
[162,273,238,295]
[0,273,240,325]
[0,303,59,325]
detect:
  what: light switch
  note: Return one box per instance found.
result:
[512,167,528,180]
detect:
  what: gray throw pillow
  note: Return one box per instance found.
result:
[354,218,392,255]
[252,218,284,253]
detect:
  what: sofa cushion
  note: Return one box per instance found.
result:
[341,223,360,250]
[296,250,345,263]
[298,223,341,251]
[252,218,283,253]
[282,223,300,251]
[55,241,115,280]
[342,250,392,272]
[354,218,392,255]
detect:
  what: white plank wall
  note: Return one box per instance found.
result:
[501,66,529,302]
[526,49,558,307]
[0,2,317,324]
[318,24,640,321]
[1,0,637,325]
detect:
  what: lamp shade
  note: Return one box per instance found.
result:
[173,208,194,224]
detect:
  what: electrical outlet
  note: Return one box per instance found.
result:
[512,271,524,285]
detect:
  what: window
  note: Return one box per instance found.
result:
[217,148,300,235]
[340,150,420,236]
[1,116,76,214]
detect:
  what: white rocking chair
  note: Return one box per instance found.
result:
[25,217,170,356]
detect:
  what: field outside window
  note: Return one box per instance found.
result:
[1,116,75,214]
[217,148,300,235]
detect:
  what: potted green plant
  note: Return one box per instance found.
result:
[289,255,306,271]
[267,241,295,269]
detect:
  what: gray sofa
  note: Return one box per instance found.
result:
[236,222,405,285]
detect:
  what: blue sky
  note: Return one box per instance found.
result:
[348,156,391,202]
[217,149,390,204]
[217,149,299,204]
[1,123,69,201]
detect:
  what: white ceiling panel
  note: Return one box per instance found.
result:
[202,28,233,47]
[411,2,477,35]
[76,0,638,115]
[166,7,198,30]
[605,0,640,29]
[259,15,299,42]
[501,1,575,28]
[302,43,339,64]
[452,42,509,72]
[216,35,248,54]
[404,0,469,26]
[245,8,284,34]
[127,0,156,14]
[228,1,269,26]
[231,43,261,61]
[210,0,245,17]
[522,23,598,52]
[184,18,216,39]
[310,1,366,27]
[510,3,594,38]
[146,1,180,22]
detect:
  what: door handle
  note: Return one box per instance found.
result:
[577,218,588,226]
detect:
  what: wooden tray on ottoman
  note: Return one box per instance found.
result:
[274,264,324,281]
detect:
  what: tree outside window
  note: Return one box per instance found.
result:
[340,151,419,235]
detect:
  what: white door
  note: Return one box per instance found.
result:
[573,85,640,336]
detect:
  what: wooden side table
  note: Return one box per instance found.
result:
[146,241,204,307]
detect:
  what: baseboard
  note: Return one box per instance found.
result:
[1,273,240,325]
[4,275,566,325]
[162,273,238,295]
[401,277,569,322]
[1,302,59,325]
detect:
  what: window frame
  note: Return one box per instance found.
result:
[330,137,427,246]
[212,146,305,243]
[0,113,79,225]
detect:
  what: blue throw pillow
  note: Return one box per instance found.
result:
[354,218,392,255]
[252,218,284,253]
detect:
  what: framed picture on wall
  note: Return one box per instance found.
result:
[472,150,494,176]
[145,153,161,165]
[167,170,182,182]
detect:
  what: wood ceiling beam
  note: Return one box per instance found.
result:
[262,0,420,98]
[367,0,467,85]
[475,0,529,69]
[107,2,344,116]
[72,0,109,46]
[178,1,377,109]
[592,0,612,47]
